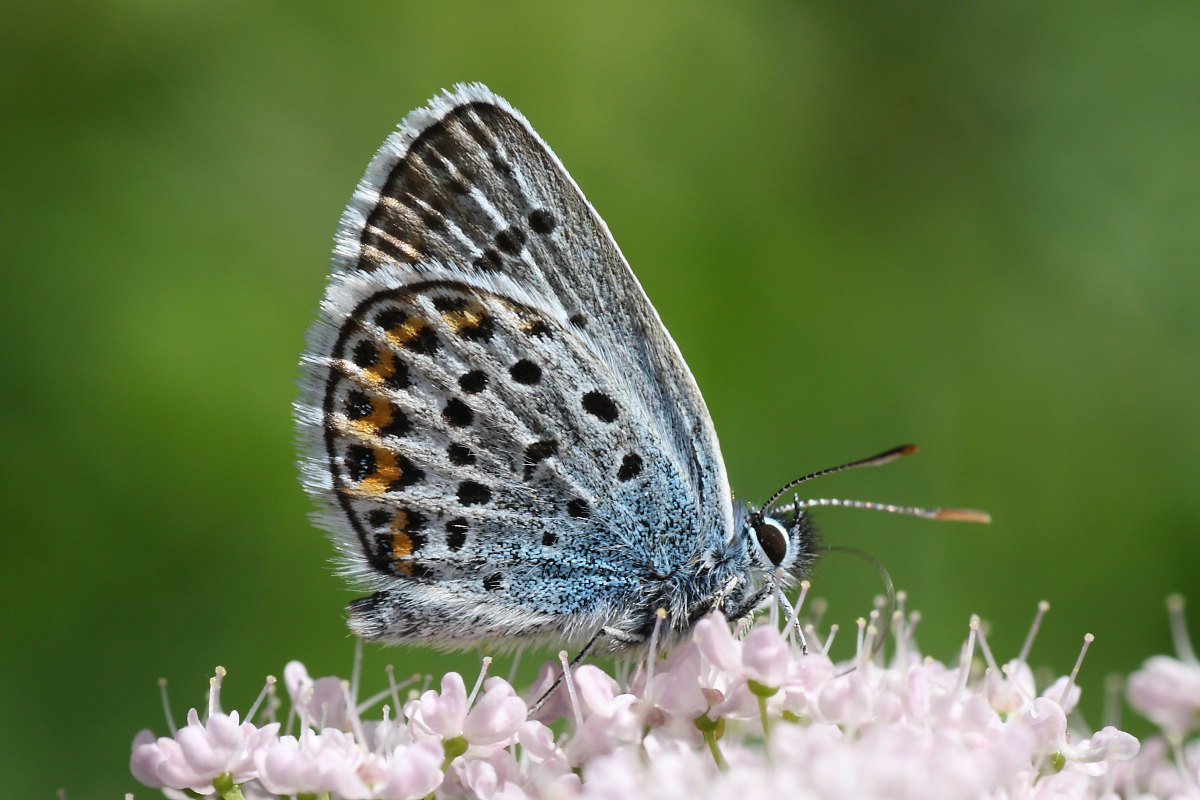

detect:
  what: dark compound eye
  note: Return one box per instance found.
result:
[753,518,789,567]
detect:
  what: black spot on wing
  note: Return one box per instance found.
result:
[582,391,618,423]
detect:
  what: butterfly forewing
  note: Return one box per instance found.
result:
[336,86,731,533]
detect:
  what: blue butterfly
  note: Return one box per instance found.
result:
[295,84,986,659]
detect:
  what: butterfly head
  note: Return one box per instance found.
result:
[743,508,820,582]
[718,445,989,626]
[694,505,820,628]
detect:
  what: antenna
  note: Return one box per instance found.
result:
[763,444,991,524]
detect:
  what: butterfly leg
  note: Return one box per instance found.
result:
[720,583,772,623]
[720,579,810,653]
[530,628,603,714]
[529,625,647,713]
[601,626,647,646]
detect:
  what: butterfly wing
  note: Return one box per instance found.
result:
[296,84,734,648]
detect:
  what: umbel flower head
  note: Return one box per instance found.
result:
[131,593,1200,800]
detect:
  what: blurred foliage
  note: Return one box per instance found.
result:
[2,1,1198,795]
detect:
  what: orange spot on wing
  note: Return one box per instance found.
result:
[383,317,430,348]
[441,301,488,333]
[363,348,398,385]
[349,396,395,437]
[390,529,414,559]
[359,449,400,495]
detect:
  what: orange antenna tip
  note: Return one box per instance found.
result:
[932,508,992,524]
[862,444,919,467]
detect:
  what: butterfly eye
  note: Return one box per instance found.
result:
[753,517,789,567]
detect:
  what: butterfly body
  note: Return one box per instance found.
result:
[296,85,817,652]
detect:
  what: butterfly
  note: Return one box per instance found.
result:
[295,83,985,656]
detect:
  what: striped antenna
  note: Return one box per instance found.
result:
[763,444,991,524]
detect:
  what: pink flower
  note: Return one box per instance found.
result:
[255,728,359,797]
[134,602,1192,800]
[130,708,279,794]
[408,672,470,740]
[374,739,445,800]
[1127,654,1200,735]
[693,613,742,673]
[526,660,571,723]
[454,748,524,800]
[778,648,835,719]
[462,678,528,748]
[1061,725,1140,776]
[815,668,878,730]
[1019,696,1068,756]
[641,641,709,718]
[516,719,559,763]
[741,624,790,688]
[407,671,528,754]
[284,660,350,730]
[985,660,1037,715]
[1040,674,1082,714]
[256,729,443,799]
[563,665,640,765]
[690,615,757,718]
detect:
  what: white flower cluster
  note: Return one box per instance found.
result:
[130,598,1200,800]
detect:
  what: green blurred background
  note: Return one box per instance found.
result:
[3,1,1198,795]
